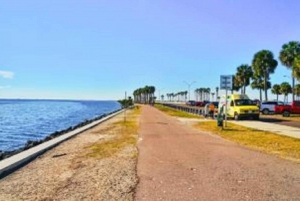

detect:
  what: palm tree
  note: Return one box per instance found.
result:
[211,92,215,101]
[251,75,263,101]
[184,91,188,101]
[232,75,241,94]
[205,88,211,101]
[252,50,278,101]
[279,41,300,101]
[294,84,300,100]
[271,84,281,101]
[149,86,156,104]
[235,64,253,94]
[280,82,292,103]
[215,87,219,100]
[293,55,300,81]
[251,74,271,102]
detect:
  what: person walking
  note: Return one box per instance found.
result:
[209,102,215,119]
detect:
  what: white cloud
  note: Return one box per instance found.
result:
[0,70,14,79]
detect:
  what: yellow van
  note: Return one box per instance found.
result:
[218,94,260,120]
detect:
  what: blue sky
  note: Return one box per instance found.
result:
[0,0,299,100]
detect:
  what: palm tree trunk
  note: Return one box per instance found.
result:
[292,74,295,101]
[243,78,246,95]
[264,72,268,101]
[259,88,262,102]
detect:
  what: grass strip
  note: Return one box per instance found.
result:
[86,106,140,159]
[155,104,202,119]
[194,121,300,162]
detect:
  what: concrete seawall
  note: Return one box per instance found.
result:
[0,109,124,179]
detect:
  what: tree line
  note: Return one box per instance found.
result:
[232,41,300,101]
[166,91,188,102]
[133,86,156,104]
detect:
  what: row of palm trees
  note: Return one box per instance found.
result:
[232,41,300,101]
[194,87,220,101]
[133,86,156,104]
[271,82,300,102]
[165,87,221,102]
[166,91,188,102]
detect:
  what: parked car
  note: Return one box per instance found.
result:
[260,100,283,115]
[218,94,260,120]
[186,100,196,106]
[195,101,209,107]
[274,101,300,117]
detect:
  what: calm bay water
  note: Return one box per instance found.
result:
[0,99,121,151]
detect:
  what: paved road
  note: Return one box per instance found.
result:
[135,105,300,201]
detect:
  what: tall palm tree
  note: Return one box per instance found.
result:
[251,74,271,101]
[271,84,281,101]
[232,75,241,94]
[294,84,300,100]
[279,41,300,101]
[206,88,211,101]
[251,75,263,101]
[215,87,219,100]
[211,92,215,101]
[280,82,292,103]
[235,64,253,94]
[293,55,300,81]
[252,50,278,101]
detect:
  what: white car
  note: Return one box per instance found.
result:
[260,101,283,115]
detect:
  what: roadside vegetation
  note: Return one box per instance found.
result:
[86,106,140,159]
[155,104,202,118]
[133,85,156,104]
[164,41,300,103]
[194,121,300,162]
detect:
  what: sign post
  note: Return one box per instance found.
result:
[220,75,233,127]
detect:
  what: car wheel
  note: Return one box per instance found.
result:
[262,109,269,115]
[283,111,290,117]
[234,113,239,121]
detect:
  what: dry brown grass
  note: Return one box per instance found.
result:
[85,106,140,159]
[155,104,202,118]
[194,121,300,162]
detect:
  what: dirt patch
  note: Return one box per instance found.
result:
[0,108,140,201]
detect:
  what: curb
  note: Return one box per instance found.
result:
[0,109,124,179]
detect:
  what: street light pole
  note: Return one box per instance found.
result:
[158,88,164,101]
[183,81,196,101]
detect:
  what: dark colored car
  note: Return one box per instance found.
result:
[195,101,209,107]
[186,100,196,106]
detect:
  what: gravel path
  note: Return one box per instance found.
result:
[0,111,138,201]
[135,105,300,201]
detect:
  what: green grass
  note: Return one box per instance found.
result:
[86,106,140,159]
[155,104,202,118]
[194,121,300,162]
